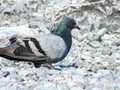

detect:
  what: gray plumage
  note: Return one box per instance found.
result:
[16,34,67,60]
[0,17,80,67]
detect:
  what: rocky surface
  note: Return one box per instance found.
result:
[0,0,120,90]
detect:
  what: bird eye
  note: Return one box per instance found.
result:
[69,21,76,25]
[67,20,76,29]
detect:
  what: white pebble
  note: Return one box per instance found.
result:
[97,28,107,36]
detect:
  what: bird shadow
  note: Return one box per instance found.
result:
[51,63,76,71]
[39,63,75,71]
[56,64,74,68]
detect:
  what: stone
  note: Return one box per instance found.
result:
[70,86,83,90]
[90,41,102,48]
[114,86,120,90]
[19,68,30,76]
[97,28,108,36]
[0,77,10,87]
[11,4,26,13]
[0,58,14,66]
[111,52,120,60]
[57,84,70,90]
[92,88,102,90]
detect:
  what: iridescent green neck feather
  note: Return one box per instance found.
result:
[56,26,66,35]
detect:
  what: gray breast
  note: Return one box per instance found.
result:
[28,34,67,59]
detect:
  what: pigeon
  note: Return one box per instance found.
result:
[0,17,80,67]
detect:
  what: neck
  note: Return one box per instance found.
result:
[53,27,72,56]
[51,24,73,61]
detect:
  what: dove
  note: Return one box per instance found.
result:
[0,17,80,67]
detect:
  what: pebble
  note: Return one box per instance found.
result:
[92,88,102,90]
[114,86,120,90]
[0,77,11,87]
[57,84,70,90]
[67,82,78,88]
[70,86,84,90]
[3,71,10,77]
[97,28,108,36]
[19,68,30,76]
[0,58,15,66]
[81,53,93,60]
[90,41,102,48]
[11,4,26,13]
[111,52,120,59]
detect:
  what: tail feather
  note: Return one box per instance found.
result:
[0,47,49,62]
[0,36,51,67]
[0,48,15,54]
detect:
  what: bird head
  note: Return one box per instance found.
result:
[55,17,80,35]
[65,17,80,30]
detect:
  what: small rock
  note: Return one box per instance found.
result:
[70,86,83,90]
[0,58,14,66]
[72,75,83,82]
[45,87,58,90]
[72,59,82,68]
[97,28,108,36]
[89,41,102,48]
[29,18,52,33]
[19,68,30,76]
[92,88,101,90]
[43,82,56,88]
[3,8,13,15]
[111,52,120,59]
[114,86,120,90]
[0,87,6,90]
[72,30,84,41]
[5,67,19,72]
[11,4,26,13]
[106,83,114,89]
[67,82,78,88]
[0,77,10,87]
[81,54,93,60]
[3,71,10,77]
[33,85,45,90]
[57,84,70,90]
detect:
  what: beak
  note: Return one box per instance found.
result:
[74,26,80,30]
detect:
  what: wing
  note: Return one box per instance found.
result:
[0,37,49,62]
[12,34,66,59]
[6,38,36,57]
[0,47,49,62]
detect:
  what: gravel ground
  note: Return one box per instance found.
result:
[0,0,120,90]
